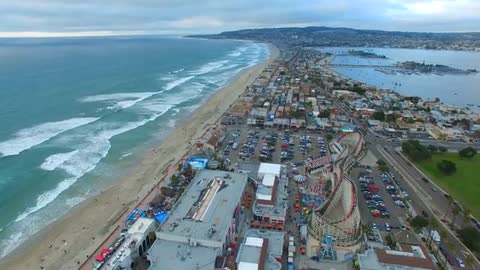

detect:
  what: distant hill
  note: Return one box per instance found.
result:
[187,26,480,51]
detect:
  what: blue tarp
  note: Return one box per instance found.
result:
[154,211,169,224]
[126,209,145,222]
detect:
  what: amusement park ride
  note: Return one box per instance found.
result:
[312,234,336,261]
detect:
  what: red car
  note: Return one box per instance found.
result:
[370,209,381,217]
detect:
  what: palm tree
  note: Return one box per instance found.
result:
[442,241,455,269]
[427,217,439,249]
[444,196,454,220]
[450,203,462,228]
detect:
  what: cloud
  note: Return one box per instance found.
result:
[0,0,478,37]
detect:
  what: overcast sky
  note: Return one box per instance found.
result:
[0,0,479,37]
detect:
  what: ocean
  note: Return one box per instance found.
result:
[318,47,480,107]
[0,36,269,257]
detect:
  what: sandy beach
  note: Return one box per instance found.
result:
[0,43,279,270]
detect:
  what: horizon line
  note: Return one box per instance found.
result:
[1,26,479,38]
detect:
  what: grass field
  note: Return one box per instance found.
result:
[417,153,480,218]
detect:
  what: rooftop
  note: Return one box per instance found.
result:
[148,239,220,270]
[258,163,282,177]
[253,164,288,219]
[236,229,284,270]
[156,170,248,247]
[358,246,435,270]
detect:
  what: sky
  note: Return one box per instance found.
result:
[0,0,479,37]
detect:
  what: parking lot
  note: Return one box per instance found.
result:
[222,127,329,166]
[351,167,410,239]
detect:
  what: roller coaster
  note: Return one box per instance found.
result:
[307,132,365,250]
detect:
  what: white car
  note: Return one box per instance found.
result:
[457,258,465,268]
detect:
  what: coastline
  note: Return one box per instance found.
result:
[0,43,279,270]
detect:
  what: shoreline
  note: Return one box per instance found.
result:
[0,43,279,270]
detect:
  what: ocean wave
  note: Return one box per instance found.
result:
[0,117,99,157]
[164,75,195,90]
[120,152,133,159]
[170,68,184,74]
[0,231,23,258]
[228,46,248,57]
[16,106,174,223]
[191,60,229,75]
[79,92,158,110]
[40,150,79,171]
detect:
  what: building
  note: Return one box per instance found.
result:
[236,229,284,270]
[148,170,248,270]
[253,163,288,225]
[358,229,435,270]
[103,217,157,270]
[357,246,435,270]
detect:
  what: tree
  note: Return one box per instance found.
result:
[376,159,389,172]
[318,109,331,118]
[443,240,455,269]
[351,84,366,95]
[459,147,477,159]
[427,145,438,152]
[372,111,386,121]
[404,118,415,124]
[325,133,333,142]
[385,235,396,249]
[160,187,176,197]
[385,113,398,123]
[450,203,462,228]
[437,160,457,176]
[465,254,475,268]
[462,208,472,228]
[410,216,429,230]
[438,146,448,153]
[427,217,439,247]
[170,174,180,186]
[458,227,480,252]
[401,140,431,161]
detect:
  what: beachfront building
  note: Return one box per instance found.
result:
[252,163,288,226]
[147,170,248,270]
[103,217,157,270]
[236,229,284,270]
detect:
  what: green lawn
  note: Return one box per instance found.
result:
[416,153,480,218]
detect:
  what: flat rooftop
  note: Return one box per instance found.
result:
[238,162,260,178]
[156,170,248,247]
[358,247,435,270]
[148,239,220,270]
[237,229,284,270]
[253,165,288,219]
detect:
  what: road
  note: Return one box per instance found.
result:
[332,99,479,269]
